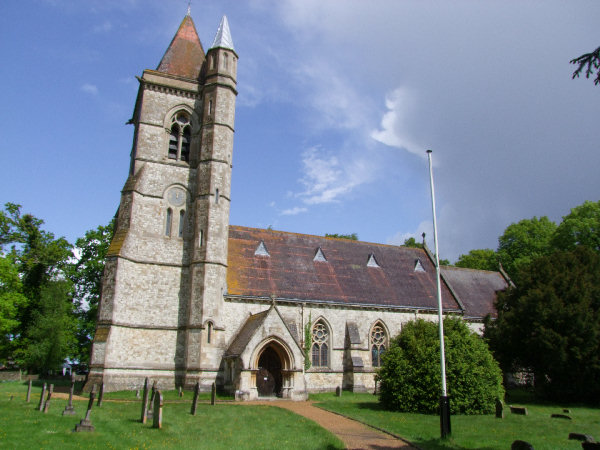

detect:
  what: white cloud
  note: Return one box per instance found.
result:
[93,20,113,33]
[81,83,98,95]
[281,206,308,216]
[387,220,433,246]
[371,87,424,157]
[295,147,374,205]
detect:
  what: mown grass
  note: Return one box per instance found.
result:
[311,391,600,450]
[0,381,344,449]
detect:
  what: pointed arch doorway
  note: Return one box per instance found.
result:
[257,345,283,397]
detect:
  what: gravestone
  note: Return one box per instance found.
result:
[211,382,216,406]
[62,375,76,415]
[495,398,504,418]
[97,383,104,407]
[43,384,54,413]
[510,406,528,415]
[191,382,200,415]
[74,385,96,432]
[152,391,163,429]
[551,413,571,420]
[178,386,183,397]
[38,382,47,411]
[511,440,534,450]
[563,409,571,413]
[336,386,342,397]
[147,380,157,420]
[26,379,32,403]
[568,433,594,442]
[141,378,149,424]
[582,443,600,450]
[136,389,140,399]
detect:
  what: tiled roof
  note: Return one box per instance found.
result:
[441,266,508,318]
[227,226,461,311]
[156,15,205,79]
[225,310,269,357]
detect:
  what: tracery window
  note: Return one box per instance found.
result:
[311,320,330,368]
[370,322,387,368]
[168,112,191,162]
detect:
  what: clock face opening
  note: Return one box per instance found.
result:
[168,187,186,207]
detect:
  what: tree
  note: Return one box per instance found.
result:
[497,216,556,283]
[571,46,600,86]
[325,233,358,240]
[378,318,504,415]
[67,220,114,364]
[403,237,423,248]
[455,249,498,271]
[0,254,28,361]
[552,200,600,252]
[484,246,600,403]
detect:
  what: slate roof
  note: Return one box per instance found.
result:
[227,226,463,312]
[440,266,507,318]
[156,15,205,79]
[225,310,269,357]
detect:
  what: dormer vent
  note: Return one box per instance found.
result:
[414,259,426,272]
[254,241,270,257]
[313,247,327,262]
[367,253,380,268]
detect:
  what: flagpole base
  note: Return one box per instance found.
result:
[440,395,451,438]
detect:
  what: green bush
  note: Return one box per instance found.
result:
[378,318,504,415]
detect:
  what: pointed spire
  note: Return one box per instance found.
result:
[210,15,235,51]
[156,15,205,79]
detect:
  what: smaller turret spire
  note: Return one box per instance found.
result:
[210,15,235,51]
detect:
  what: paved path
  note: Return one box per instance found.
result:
[252,400,416,449]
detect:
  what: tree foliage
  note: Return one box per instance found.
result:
[485,246,600,403]
[67,220,114,364]
[0,254,28,361]
[455,248,498,271]
[325,233,358,240]
[571,46,600,86]
[552,200,600,252]
[378,318,504,415]
[403,237,423,249]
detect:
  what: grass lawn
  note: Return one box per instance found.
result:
[311,391,600,450]
[0,381,344,449]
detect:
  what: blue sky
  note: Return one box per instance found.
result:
[1,0,599,261]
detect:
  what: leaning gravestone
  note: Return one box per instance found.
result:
[211,382,216,406]
[495,398,504,418]
[568,433,594,442]
[26,379,32,403]
[97,383,105,407]
[63,375,76,415]
[147,381,157,420]
[38,382,47,411]
[141,378,149,424]
[152,391,164,429]
[551,413,571,420]
[511,440,534,450]
[74,385,96,432]
[43,384,54,413]
[582,443,600,450]
[191,382,200,415]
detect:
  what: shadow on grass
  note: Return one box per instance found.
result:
[411,438,497,450]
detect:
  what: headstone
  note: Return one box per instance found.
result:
[147,380,157,420]
[74,385,96,432]
[178,386,183,397]
[551,413,571,420]
[495,398,504,419]
[336,386,342,397]
[141,378,149,424]
[511,440,534,450]
[43,384,54,413]
[26,379,32,403]
[568,433,594,442]
[510,406,528,415]
[63,375,76,415]
[211,382,216,406]
[582,443,600,450]
[563,408,571,413]
[191,382,200,415]
[97,383,104,407]
[152,391,163,429]
[136,389,140,399]
[38,382,47,411]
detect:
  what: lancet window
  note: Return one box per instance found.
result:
[370,322,387,367]
[168,112,192,162]
[311,320,330,368]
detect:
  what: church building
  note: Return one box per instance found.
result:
[87,14,510,400]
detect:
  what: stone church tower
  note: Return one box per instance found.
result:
[87,14,237,391]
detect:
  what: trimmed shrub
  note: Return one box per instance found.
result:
[378,318,504,415]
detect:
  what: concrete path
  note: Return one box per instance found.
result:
[253,400,416,449]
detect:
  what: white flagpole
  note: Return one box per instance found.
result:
[427,149,450,437]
